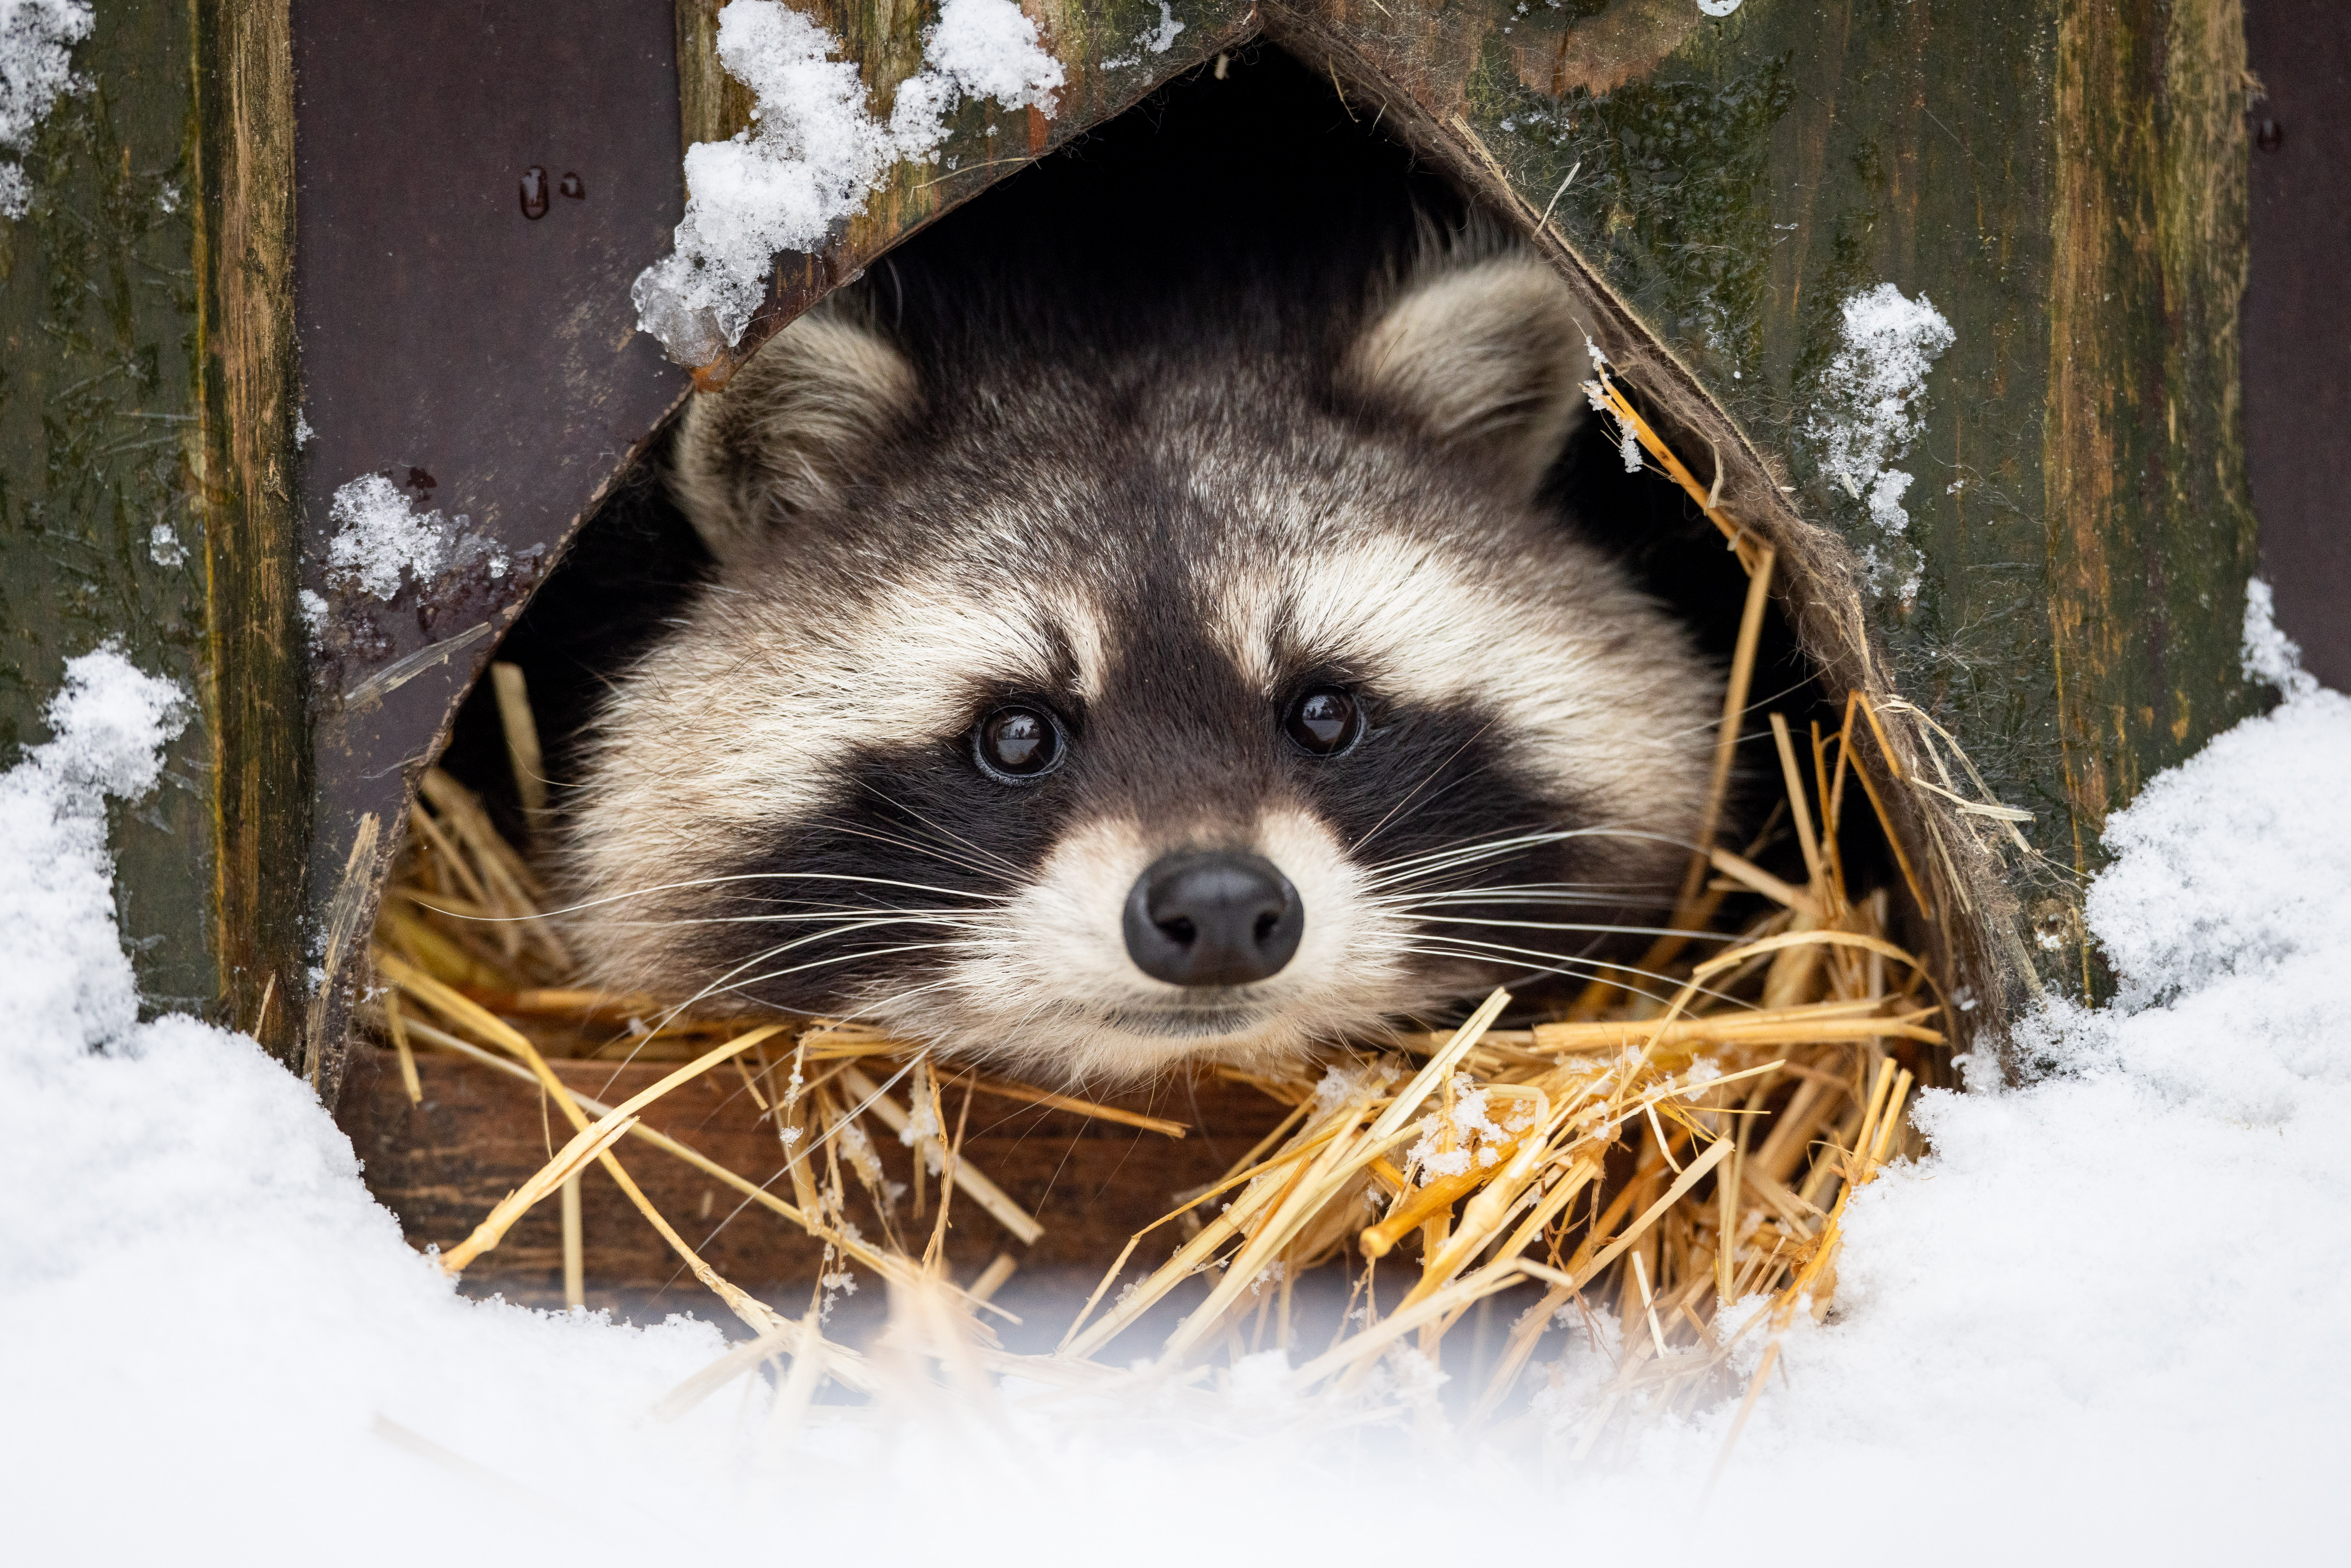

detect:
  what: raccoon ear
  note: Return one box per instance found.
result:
[671,309,922,559]
[1342,254,1591,499]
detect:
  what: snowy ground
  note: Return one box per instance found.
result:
[4,593,2344,1563]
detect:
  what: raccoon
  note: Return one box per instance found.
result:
[559,235,1721,1085]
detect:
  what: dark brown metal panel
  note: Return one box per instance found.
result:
[2245,0,2351,689]
[293,0,689,1089]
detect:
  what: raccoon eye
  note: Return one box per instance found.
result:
[1283,687,1363,757]
[972,705,1064,783]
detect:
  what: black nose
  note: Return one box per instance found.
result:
[1123,851,1304,987]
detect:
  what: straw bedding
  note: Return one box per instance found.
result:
[358,372,1995,1469]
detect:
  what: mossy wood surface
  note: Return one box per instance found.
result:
[0,0,302,1050]
[0,0,2259,1081]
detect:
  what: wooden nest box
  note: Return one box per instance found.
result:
[0,1,2289,1310]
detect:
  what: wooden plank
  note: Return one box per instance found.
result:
[338,1048,1294,1320]
[194,0,307,1061]
[2044,0,2260,994]
[0,1,219,1014]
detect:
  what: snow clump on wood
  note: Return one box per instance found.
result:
[323,473,508,602]
[1808,282,1955,604]
[633,0,1064,364]
[2241,576,2320,703]
[0,0,93,217]
[1,647,185,1050]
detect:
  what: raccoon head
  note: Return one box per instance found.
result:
[561,247,1720,1084]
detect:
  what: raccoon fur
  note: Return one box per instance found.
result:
[559,234,1721,1085]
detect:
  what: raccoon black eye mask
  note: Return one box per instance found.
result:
[559,242,1722,1085]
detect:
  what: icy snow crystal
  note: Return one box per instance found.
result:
[2241,576,2320,703]
[0,648,185,1051]
[0,0,92,217]
[323,473,506,600]
[632,0,1062,364]
[324,475,456,598]
[1808,283,1954,603]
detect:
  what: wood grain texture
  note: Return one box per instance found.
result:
[2046,0,2258,993]
[339,1048,1293,1319]
[0,1,219,1014]
[194,0,309,1061]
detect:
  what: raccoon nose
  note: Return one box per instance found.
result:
[1124,852,1304,987]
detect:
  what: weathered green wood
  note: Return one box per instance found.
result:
[0,2,218,1014]
[191,0,306,1065]
[1456,0,2258,1002]
[0,2,303,1052]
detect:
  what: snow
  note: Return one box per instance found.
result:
[2242,575,2320,702]
[1103,1,1185,68]
[1405,1074,1521,1180]
[322,472,507,601]
[2,648,186,1050]
[147,520,186,567]
[5,577,2346,1561]
[919,0,1065,111]
[1683,684,2349,1560]
[632,0,1063,364]
[1808,283,1955,604]
[0,0,91,218]
[1137,2,1185,56]
[0,649,736,1560]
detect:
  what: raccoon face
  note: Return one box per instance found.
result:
[560,248,1720,1084]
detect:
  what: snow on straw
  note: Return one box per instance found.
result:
[633,0,1063,364]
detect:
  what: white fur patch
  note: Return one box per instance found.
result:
[912,805,1424,1083]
